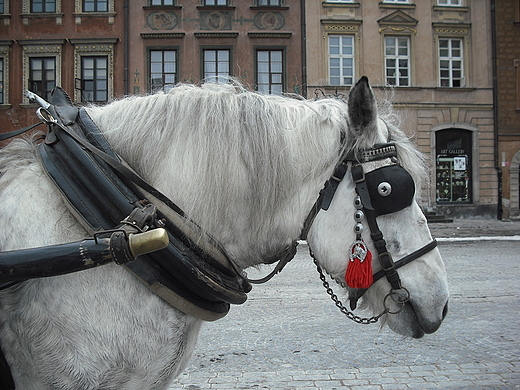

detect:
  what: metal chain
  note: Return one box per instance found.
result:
[313,258,390,324]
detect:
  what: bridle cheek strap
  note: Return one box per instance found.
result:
[350,238,438,307]
[352,162,403,291]
[364,209,402,290]
[349,152,438,307]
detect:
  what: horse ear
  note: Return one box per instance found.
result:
[348,76,378,134]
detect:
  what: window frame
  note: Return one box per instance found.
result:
[30,0,56,13]
[71,39,115,103]
[256,0,282,6]
[80,55,108,103]
[203,0,228,6]
[437,0,462,6]
[22,0,62,15]
[150,0,175,5]
[328,34,355,87]
[28,56,56,101]
[82,0,108,12]
[21,0,62,24]
[202,48,231,83]
[255,48,285,95]
[384,35,411,87]
[74,0,114,25]
[20,41,63,105]
[438,37,465,88]
[148,48,177,93]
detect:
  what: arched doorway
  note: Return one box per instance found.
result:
[435,128,473,203]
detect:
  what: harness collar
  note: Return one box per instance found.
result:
[33,87,254,321]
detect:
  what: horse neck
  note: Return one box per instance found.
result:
[87,91,346,268]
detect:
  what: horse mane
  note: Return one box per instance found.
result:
[0,135,41,187]
[0,82,425,264]
[87,83,350,262]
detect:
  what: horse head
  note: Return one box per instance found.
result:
[307,77,449,338]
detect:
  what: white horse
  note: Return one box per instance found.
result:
[0,77,449,389]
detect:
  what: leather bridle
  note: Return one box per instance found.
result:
[304,141,438,314]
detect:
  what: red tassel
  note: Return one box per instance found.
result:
[345,241,373,289]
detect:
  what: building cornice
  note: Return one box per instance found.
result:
[141,33,185,39]
[195,32,239,38]
[247,32,292,39]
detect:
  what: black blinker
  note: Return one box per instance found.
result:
[365,165,415,216]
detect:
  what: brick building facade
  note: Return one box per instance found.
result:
[0,0,303,132]
[1,0,518,219]
[495,0,520,219]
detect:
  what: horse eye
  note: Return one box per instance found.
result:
[377,182,392,196]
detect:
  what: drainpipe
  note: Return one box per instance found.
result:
[123,0,129,95]
[300,0,307,98]
[491,0,502,220]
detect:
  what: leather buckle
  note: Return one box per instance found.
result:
[351,164,365,183]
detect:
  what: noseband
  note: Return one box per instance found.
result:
[306,142,438,319]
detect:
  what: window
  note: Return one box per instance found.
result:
[203,49,230,83]
[31,0,56,13]
[328,35,355,86]
[0,58,4,104]
[257,0,281,5]
[256,50,283,95]
[21,42,63,104]
[29,57,56,101]
[81,56,108,102]
[439,38,464,87]
[72,39,115,102]
[383,0,409,3]
[151,0,175,5]
[436,129,472,203]
[385,36,410,87]
[83,0,108,12]
[149,49,176,92]
[325,0,354,3]
[0,0,4,13]
[437,0,462,6]
[204,0,227,5]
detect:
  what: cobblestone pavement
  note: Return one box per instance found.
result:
[171,220,520,389]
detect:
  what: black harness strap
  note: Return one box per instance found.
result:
[0,122,43,142]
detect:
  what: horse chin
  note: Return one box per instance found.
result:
[386,302,426,338]
[386,299,448,339]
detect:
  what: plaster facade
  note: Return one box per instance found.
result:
[305,0,497,218]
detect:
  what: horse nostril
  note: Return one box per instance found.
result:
[442,301,449,320]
